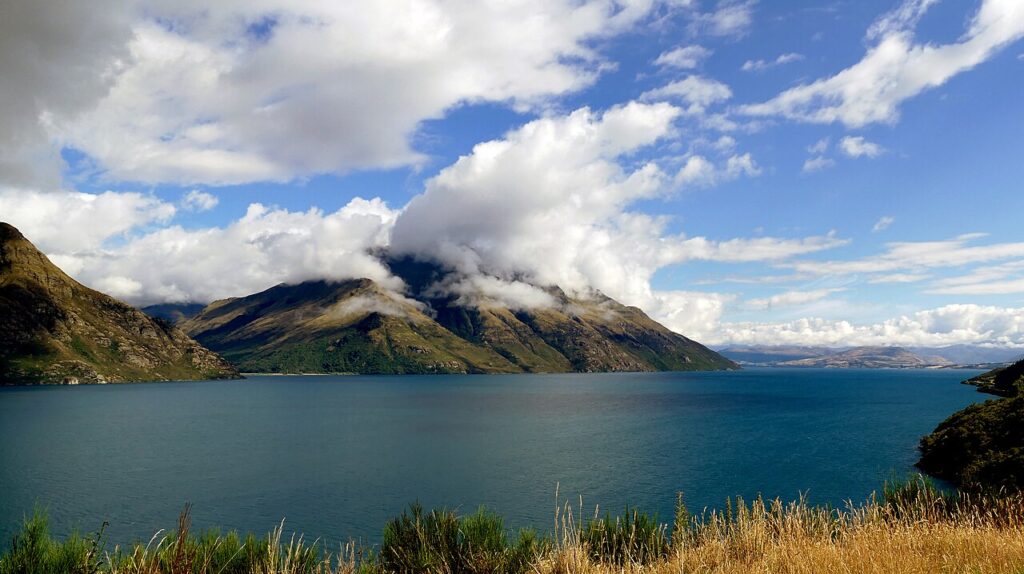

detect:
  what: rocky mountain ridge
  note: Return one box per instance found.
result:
[180,258,737,375]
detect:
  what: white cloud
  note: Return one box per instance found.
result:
[181,190,219,212]
[18,0,668,186]
[676,152,762,187]
[387,101,835,327]
[692,0,756,38]
[673,232,847,263]
[710,304,1024,347]
[786,234,1024,276]
[654,45,711,69]
[747,288,843,310]
[867,273,929,284]
[430,275,559,311]
[802,156,835,173]
[641,75,732,113]
[0,187,176,254]
[742,0,1024,127]
[391,102,682,303]
[741,52,803,72]
[927,260,1024,295]
[35,197,402,305]
[807,137,830,155]
[929,278,1024,295]
[871,215,895,232]
[840,136,884,158]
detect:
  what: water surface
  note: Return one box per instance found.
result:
[0,369,987,546]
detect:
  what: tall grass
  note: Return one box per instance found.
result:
[3,476,1023,574]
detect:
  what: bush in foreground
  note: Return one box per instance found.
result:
[3,477,1024,573]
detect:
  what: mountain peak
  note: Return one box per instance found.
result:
[0,222,24,241]
[0,223,239,384]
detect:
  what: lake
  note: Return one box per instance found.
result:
[0,368,988,547]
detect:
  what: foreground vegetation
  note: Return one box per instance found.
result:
[4,477,1024,574]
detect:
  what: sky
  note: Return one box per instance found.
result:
[2,0,1024,348]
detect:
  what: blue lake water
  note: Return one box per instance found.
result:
[0,368,988,547]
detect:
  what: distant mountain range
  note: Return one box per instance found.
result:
[0,223,239,384]
[171,256,736,374]
[719,344,1021,369]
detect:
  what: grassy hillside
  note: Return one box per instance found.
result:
[182,279,522,374]
[0,223,239,385]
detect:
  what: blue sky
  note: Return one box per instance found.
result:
[2,0,1024,347]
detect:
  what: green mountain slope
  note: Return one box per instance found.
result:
[0,223,239,384]
[181,279,522,374]
[917,359,1024,490]
[183,259,737,374]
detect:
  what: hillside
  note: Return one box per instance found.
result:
[0,222,239,385]
[917,359,1024,490]
[182,259,736,374]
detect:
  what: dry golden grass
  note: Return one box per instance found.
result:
[539,522,1024,574]
[538,485,1024,574]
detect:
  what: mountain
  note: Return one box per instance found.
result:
[720,345,953,368]
[142,302,206,324]
[777,346,952,368]
[718,346,836,365]
[0,222,239,385]
[917,359,1024,490]
[182,259,736,374]
[721,344,1020,368]
[909,345,1023,367]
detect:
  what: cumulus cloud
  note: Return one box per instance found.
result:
[0,187,175,253]
[741,52,803,72]
[31,197,401,305]
[741,0,1024,127]
[654,45,711,69]
[387,101,834,326]
[391,102,681,296]
[641,76,732,113]
[675,152,761,187]
[14,0,668,187]
[840,136,884,158]
[181,190,219,212]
